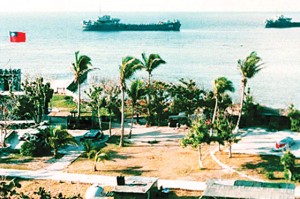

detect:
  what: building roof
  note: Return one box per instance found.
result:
[48,111,71,117]
[114,176,158,194]
[202,179,295,199]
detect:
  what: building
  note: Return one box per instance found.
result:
[201,179,295,199]
[114,176,158,199]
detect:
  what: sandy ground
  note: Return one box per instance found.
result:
[67,125,245,182]
[232,127,300,157]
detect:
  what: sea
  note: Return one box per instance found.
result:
[0,12,300,109]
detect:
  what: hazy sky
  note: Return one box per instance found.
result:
[1,0,300,12]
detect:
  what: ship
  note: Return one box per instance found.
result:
[265,15,300,28]
[82,15,181,31]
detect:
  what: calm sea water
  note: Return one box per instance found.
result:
[0,12,300,109]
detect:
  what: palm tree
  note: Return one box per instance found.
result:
[94,150,109,171]
[102,80,121,137]
[211,77,235,126]
[48,126,78,158]
[127,79,146,139]
[119,56,143,147]
[235,51,263,132]
[70,51,94,118]
[86,85,104,130]
[141,53,166,126]
[141,53,166,86]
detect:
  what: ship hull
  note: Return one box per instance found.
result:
[265,22,300,28]
[83,22,181,31]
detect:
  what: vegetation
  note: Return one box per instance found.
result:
[70,51,94,118]
[288,104,300,132]
[86,85,105,131]
[148,81,170,126]
[119,56,143,147]
[0,95,17,147]
[169,79,205,117]
[281,151,296,181]
[141,53,166,86]
[50,94,77,111]
[215,114,239,158]
[94,150,110,171]
[102,80,121,137]
[211,77,235,128]
[236,51,263,132]
[4,50,295,193]
[0,178,82,199]
[48,126,78,158]
[181,118,211,168]
[127,79,146,138]
[16,77,53,124]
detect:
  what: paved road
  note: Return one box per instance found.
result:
[232,128,300,157]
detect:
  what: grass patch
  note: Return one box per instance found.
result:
[50,94,76,111]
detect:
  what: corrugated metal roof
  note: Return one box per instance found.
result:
[202,179,295,199]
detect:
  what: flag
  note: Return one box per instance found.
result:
[9,31,26,42]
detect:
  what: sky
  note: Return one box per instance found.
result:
[1,0,300,12]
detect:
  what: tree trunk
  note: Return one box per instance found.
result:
[148,72,151,87]
[212,96,218,125]
[198,144,203,168]
[94,162,97,171]
[146,72,151,126]
[128,104,134,139]
[119,87,125,147]
[1,129,7,147]
[54,148,58,158]
[77,82,81,118]
[286,169,292,181]
[109,115,112,137]
[228,143,232,158]
[97,104,102,130]
[235,79,246,132]
[210,96,218,136]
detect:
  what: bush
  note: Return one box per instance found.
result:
[20,141,37,156]
[284,170,290,181]
[64,96,72,100]
[288,104,300,132]
[265,171,275,180]
[20,141,51,157]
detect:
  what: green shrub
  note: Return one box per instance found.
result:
[20,141,37,156]
[20,141,51,157]
[288,104,300,132]
[64,96,72,100]
[265,171,275,179]
[284,170,290,181]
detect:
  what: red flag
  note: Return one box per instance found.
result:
[9,31,26,42]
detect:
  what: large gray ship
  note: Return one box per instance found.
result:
[265,15,300,28]
[82,15,181,31]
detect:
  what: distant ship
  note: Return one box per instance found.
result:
[82,15,181,31]
[265,15,300,28]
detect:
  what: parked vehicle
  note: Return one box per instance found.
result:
[81,129,103,141]
[273,137,295,151]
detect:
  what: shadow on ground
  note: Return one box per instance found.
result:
[100,166,151,176]
[0,156,33,164]
[241,155,284,179]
